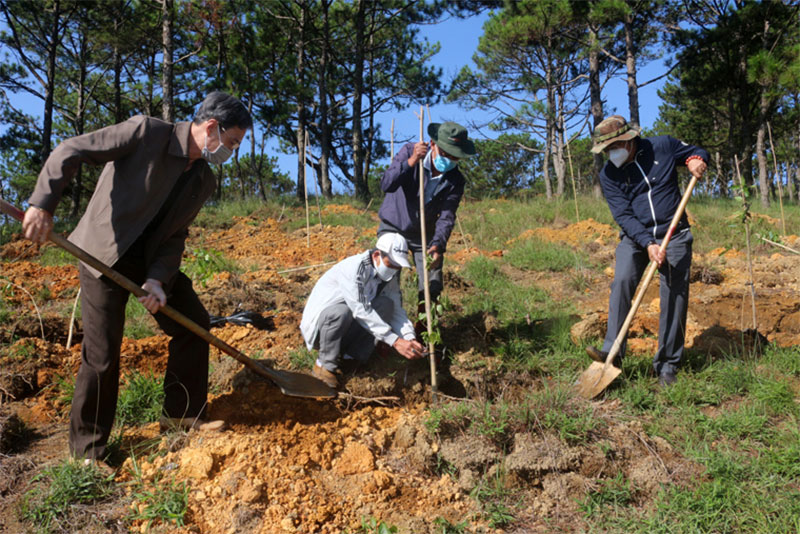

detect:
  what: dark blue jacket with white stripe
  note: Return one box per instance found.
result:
[598,135,710,249]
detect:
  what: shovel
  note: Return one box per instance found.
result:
[576,175,699,399]
[0,198,336,399]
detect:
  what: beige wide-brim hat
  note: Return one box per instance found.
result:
[591,115,640,154]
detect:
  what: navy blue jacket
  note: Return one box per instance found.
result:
[599,136,709,249]
[378,142,465,252]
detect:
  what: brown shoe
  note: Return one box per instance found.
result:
[159,416,227,432]
[312,364,338,388]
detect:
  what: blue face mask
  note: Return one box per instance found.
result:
[433,154,457,173]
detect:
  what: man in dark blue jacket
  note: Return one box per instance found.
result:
[587,115,709,386]
[377,121,476,309]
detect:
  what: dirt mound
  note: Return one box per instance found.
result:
[119,385,478,534]
[196,216,370,270]
[512,218,617,247]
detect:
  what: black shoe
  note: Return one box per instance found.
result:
[658,370,677,387]
[585,345,607,363]
[586,345,623,367]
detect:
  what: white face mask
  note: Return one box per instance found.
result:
[202,124,233,165]
[608,144,630,168]
[374,255,397,282]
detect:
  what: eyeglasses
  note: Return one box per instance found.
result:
[219,125,242,151]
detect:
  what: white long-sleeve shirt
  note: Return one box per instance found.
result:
[300,250,416,350]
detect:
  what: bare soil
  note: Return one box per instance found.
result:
[2,206,799,533]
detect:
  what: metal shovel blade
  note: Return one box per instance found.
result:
[576,362,623,399]
[248,361,337,399]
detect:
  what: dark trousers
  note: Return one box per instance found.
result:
[377,221,443,302]
[602,230,692,376]
[314,296,393,372]
[71,256,210,459]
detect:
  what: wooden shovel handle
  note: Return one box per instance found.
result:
[602,175,699,368]
[0,197,273,378]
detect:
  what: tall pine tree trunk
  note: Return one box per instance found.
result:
[295,4,307,200]
[70,30,88,220]
[318,0,332,198]
[588,26,604,199]
[624,15,640,126]
[160,0,174,122]
[41,0,61,163]
[351,0,368,201]
[756,90,770,208]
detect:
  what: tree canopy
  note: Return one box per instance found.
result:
[0,0,798,219]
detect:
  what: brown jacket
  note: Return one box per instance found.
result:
[29,115,216,283]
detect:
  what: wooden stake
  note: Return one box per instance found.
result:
[390,118,394,159]
[303,128,311,247]
[306,129,323,229]
[734,154,758,333]
[565,136,580,223]
[66,287,80,349]
[766,121,786,236]
[760,235,800,256]
[414,106,437,396]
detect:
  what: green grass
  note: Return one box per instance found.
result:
[461,255,552,322]
[192,196,280,229]
[288,346,316,370]
[20,459,116,532]
[115,371,164,427]
[181,247,242,287]
[506,236,593,272]
[127,455,190,529]
[37,245,78,266]
[123,297,157,339]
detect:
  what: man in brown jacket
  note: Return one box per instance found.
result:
[22,91,252,462]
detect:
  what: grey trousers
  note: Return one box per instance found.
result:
[602,230,693,376]
[72,256,210,459]
[314,296,393,372]
[377,222,443,302]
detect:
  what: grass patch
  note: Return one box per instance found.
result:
[579,473,634,518]
[115,371,164,427]
[288,346,315,370]
[181,247,242,287]
[124,297,157,339]
[193,196,278,229]
[506,236,592,272]
[127,455,189,530]
[20,459,116,532]
[37,245,78,266]
[461,255,551,323]
[512,384,602,444]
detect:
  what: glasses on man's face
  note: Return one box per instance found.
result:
[219,125,242,151]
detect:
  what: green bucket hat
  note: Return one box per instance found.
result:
[591,115,640,154]
[427,121,476,159]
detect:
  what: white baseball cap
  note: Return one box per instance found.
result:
[375,233,412,268]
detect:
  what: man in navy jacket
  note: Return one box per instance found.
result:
[377,121,476,308]
[587,115,709,386]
